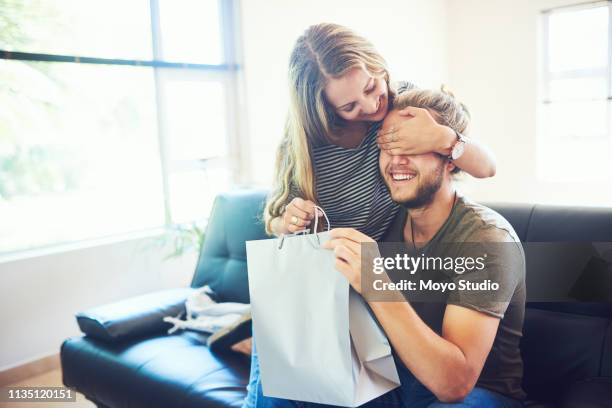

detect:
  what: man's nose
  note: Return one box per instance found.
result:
[391,154,411,165]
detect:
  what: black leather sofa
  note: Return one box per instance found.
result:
[61,190,612,407]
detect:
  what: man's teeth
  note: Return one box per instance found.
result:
[392,174,415,181]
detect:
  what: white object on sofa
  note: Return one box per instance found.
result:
[163,285,250,334]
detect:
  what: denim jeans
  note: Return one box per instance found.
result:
[243,338,523,408]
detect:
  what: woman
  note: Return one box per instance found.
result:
[243,23,496,407]
[264,23,495,240]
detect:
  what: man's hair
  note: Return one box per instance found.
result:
[393,86,470,135]
[392,86,471,174]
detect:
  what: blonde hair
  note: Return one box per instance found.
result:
[391,86,471,174]
[392,86,470,135]
[264,23,394,234]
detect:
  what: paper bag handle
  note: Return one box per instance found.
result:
[312,205,330,234]
[277,206,330,249]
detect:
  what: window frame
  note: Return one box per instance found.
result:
[538,0,612,181]
[0,0,245,259]
[541,1,612,105]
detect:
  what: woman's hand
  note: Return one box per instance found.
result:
[377,106,497,178]
[278,197,317,234]
[377,106,455,156]
[322,228,377,294]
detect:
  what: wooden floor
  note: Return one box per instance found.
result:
[1,369,94,408]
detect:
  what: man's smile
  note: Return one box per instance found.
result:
[388,169,417,184]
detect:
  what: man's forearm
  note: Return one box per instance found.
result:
[368,300,476,402]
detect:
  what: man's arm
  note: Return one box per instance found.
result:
[323,227,501,403]
[369,301,499,402]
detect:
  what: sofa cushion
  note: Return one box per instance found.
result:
[61,332,250,408]
[560,377,612,408]
[521,308,610,403]
[525,204,612,242]
[523,401,556,408]
[191,190,269,303]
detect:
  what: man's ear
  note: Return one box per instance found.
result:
[445,160,457,173]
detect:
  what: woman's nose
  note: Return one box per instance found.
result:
[361,96,379,115]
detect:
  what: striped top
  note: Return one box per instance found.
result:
[308,81,413,240]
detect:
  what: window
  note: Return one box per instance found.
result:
[539,2,612,182]
[0,0,243,254]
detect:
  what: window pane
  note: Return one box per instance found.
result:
[158,0,223,64]
[163,78,227,161]
[168,167,230,223]
[543,100,608,140]
[0,60,164,253]
[537,134,612,182]
[548,6,608,72]
[0,0,152,60]
[538,100,611,182]
[549,77,608,101]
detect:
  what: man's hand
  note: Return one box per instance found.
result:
[322,228,376,294]
[231,337,253,356]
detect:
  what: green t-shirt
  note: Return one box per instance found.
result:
[381,195,527,400]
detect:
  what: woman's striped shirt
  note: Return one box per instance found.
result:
[310,81,413,240]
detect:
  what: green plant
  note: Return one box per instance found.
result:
[147,220,206,261]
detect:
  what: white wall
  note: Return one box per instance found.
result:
[0,237,196,370]
[239,0,612,206]
[240,0,450,185]
[447,0,612,207]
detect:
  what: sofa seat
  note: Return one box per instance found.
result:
[560,377,612,407]
[62,332,250,408]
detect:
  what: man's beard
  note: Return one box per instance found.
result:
[394,162,445,210]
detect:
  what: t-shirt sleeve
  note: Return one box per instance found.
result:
[446,231,525,318]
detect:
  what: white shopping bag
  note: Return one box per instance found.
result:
[246,209,400,407]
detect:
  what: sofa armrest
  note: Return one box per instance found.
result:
[76,288,194,343]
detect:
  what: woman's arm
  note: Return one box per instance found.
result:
[377,107,496,178]
[268,216,288,236]
[434,124,497,178]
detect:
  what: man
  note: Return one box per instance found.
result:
[324,88,526,407]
